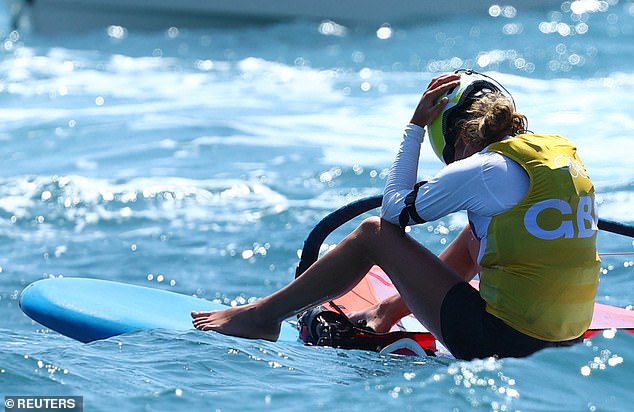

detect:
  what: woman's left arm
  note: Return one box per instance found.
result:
[381,74,460,224]
[381,124,425,224]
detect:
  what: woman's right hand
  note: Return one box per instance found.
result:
[347,294,412,333]
[410,73,461,127]
[347,303,396,333]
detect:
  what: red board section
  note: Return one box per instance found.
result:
[330,266,634,341]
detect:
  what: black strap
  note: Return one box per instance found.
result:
[297,305,436,355]
[398,181,427,233]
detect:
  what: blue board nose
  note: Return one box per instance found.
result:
[19,277,298,343]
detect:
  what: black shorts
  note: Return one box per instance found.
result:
[440,282,583,360]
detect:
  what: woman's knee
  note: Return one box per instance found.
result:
[355,216,381,238]
[354,216,401,241]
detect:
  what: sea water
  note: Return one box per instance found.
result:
[1,1,633,411]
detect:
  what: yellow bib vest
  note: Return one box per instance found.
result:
[480,134,601,342]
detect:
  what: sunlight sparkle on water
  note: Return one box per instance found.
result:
[488,5,517,18]
[318,20,347,37]
[570,0,608,15]
[580,345,624,377]
[107,25,128,40]
[376,25,392,40]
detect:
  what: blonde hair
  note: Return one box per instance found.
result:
[456,91,527,149]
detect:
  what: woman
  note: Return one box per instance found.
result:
[192,70,601,360]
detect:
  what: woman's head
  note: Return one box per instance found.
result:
[428,70,527,164]
[453,91,527,152]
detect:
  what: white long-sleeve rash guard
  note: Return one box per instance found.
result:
[381,124,529,241]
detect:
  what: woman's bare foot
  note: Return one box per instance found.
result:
[191,304,281,341]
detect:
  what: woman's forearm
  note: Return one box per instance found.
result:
[378,293,413,323]
[381,124,425,224]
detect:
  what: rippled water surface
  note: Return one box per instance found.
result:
[1,1,634,410]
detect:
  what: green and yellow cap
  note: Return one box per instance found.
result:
[427,69,514,164]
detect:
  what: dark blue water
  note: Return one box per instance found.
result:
[1,1,633,410]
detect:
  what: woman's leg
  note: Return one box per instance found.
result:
[348,224,480,333]
[192,217,465,341]
[440,224,481,281]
